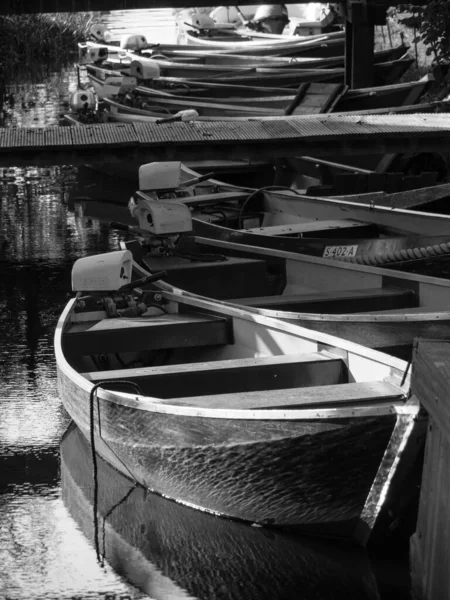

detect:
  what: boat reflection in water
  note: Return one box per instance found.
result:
[61,423,381,600]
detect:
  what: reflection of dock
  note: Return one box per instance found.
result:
[1,114,450,167]
[61,423,381,600]
[411,340,450,600]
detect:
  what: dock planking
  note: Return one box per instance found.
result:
[1,114,450,167]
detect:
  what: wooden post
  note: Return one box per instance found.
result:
[344,0,375,88]
[344,0,388,89]
[410,340,450,600]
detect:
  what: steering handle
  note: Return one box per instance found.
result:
[121,270,167,291]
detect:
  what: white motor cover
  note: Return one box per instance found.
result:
[78,43,108,65]
[175,109,199,122]
[72,250,133,292]
[139,162,182,191]
[253,5,289,22]
[129,198,193,235]
[90,23,112,43]
[101,76,124,99]
[120,34,148,51]
[186,13,216,29]
[118,76,138,94]
[129,59,160,80]
[69,89,96,112]
[210,6,248,24]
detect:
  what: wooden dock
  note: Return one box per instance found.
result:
[0,114,449,168]
[411,340,450,600]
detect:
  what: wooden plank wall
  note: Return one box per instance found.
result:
[410,340,450,600]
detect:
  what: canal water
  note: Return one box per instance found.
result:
[0,9,416,600]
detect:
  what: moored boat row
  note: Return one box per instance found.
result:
[55,9,450,562]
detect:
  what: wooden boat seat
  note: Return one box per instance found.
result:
[233,287,418,314]
[81,352,348,398]
[240,219,369,236]
[161,381,404,409]
[64,312,232,358]
[142,256,274,300]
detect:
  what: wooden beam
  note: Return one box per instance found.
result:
[345,1,375,88]
[0,0,428,14]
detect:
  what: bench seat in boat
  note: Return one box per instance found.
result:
[142,255,274,300]
[151,381,404,409]
[233,287,417,313]
[171,381,403,409]
[64,312,232,357]
[241,219,369,236]
[82,352,347,398]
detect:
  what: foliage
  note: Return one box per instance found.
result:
[0,13,92,78]
[394,2,450,64]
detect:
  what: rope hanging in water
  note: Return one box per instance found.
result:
[89,379,142,565]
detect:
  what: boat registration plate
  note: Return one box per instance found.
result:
[323,245,358,258]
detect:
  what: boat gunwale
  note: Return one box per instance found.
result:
[193,235,450,286]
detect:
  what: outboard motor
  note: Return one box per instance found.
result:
[129,59,160,81]
[89,23,112,43]
[69,89,96,113]
[139,161,183,193]
[120,34,148,52]
[186,13,216,30]
[118,76,138,95]
[123,162,194,256]
[72,250,133,293]
[250,4,290,34]
[78,43,108,65]
[71,249,167,317]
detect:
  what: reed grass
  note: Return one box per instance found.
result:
[0,13,93,77]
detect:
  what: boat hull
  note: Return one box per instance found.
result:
[59,363,398,538]
[192,219,450,269]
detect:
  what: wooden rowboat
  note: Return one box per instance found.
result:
[74,161,450,270]
[85,61,430,116]
[181,28,346,57]
[131,236,450,358]
[61,421,384,597]
[85,54,413,89]
[93,41,408,69]
[83,31,346,59]
[55,248,422,544]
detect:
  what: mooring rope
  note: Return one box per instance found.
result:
[336,241,450,267]
[89,379,142,565]
[101,484,137,566]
